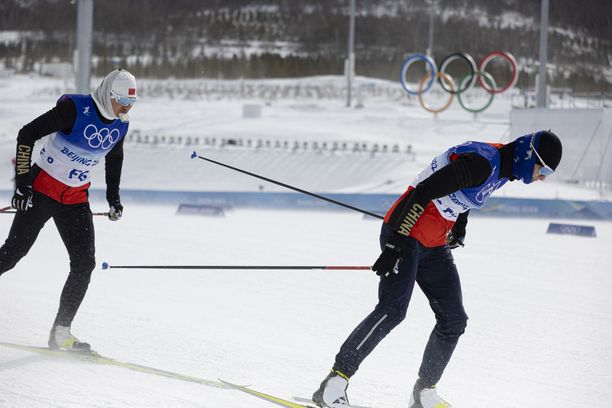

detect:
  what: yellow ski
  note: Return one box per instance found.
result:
[219,379,315,408]
[0,341,225,389]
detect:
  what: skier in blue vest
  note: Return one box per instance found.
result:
[313,131,563,408]
[0,69,138,352]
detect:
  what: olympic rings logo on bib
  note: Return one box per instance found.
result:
[399,51,518,114]
[83,124,121,150]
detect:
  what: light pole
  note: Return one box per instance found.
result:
[346,0,356,107]
[75,0,93,93]
[425,0,441,57]
[536,0,549,108]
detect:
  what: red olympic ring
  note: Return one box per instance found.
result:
[477,51,518,94]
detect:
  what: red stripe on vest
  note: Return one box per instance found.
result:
[33,170,90,204]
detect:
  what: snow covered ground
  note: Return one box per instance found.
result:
[0,206,611,408]
[0,74,611,407]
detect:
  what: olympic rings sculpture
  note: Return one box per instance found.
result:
[400,51,518,114]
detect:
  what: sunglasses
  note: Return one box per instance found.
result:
[530,134,555,176]
[111,91,137,107]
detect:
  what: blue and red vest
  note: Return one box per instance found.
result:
[385,141,508,247]
[34,94,128,204]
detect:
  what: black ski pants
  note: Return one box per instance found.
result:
[334,223,468,386]
[0,191,95,327]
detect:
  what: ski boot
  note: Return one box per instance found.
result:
[48,325,91,353]
[408,378,452,408]
[312,370,351,407]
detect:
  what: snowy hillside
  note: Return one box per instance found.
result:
[3,0,611,91]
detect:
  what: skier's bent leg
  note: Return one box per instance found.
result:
[52,203,96,327]
[53,258,95,327]
[48,253,95,351]
[415,244,468,386]
[333,302,407,377]
[334,230,420,378]
[0,201,51,276]
[418,316,467,386]
[0,240,30,276]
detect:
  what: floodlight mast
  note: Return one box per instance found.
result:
[425,0,441,58]
[75,0,93,93]
[346,0,356,107]
[536,0,550,108]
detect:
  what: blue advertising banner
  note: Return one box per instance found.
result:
[84,190,612,220]
[2,189,608,221]
[546,223,597,237]
[176,203,226,217]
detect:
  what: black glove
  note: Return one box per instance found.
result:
[11,185,33,211]
[372,234,404,278]
[108,199,123,221]
[447,228,465,249]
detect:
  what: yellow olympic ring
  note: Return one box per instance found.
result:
[417,72,455,114]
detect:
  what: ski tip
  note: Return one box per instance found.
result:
[218,378,240,389]
[191,151,197,159]
[218,378,252,388]
[101,262,109,270]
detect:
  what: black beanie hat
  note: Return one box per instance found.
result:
[535,130,562,170]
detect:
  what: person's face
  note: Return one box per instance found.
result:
[532,164,547,182]
[111,98,134,116]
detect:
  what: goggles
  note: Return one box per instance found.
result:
[111,91,137,107]
[530,134,555,177]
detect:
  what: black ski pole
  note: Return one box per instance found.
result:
[191,151,384,220]
[0,207,109,217]
[102,262,371,271]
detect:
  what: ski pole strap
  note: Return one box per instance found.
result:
[191,151,384,220]
[102,262,371,271]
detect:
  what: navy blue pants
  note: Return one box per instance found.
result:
[333,224,468,386]
[0,192,95,327]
